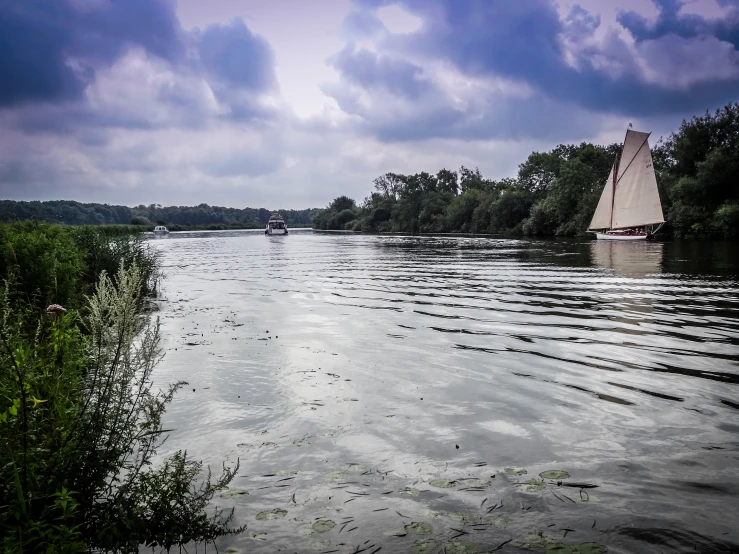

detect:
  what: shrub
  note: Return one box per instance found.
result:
[0,264,242,553]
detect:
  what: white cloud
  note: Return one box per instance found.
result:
[637,33,739,88]
[376,4,423,34]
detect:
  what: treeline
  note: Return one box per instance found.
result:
[0,222,241,551]
[0,200,319,227]
[314,103,739,239]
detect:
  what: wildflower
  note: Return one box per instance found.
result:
[30,397,48,408]
[46,304,67,316]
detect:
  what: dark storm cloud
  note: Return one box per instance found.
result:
[324,0,739,142]
[328,45,428,99]
[618,0,739,45]
[0,0,183,106]
[0,0,278,132]
[198,19,277,91]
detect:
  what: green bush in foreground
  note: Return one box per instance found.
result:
[0,264,243,553]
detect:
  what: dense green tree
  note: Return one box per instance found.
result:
[315,103,739,238]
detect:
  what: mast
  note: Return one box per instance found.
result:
[609,154,619,230]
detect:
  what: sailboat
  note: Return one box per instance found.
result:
[588,128,665,240]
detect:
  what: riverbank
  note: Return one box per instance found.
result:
[0,221,242,552]
[312,103,739,241]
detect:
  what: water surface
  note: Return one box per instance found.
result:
[150,231,739,553]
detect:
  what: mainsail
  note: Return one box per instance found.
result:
[588,130,665,231]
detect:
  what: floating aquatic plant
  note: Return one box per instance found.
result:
[312,519,336,533]
[293,438,309,447]
[447,539,478,553]
[387,529,408,537]
[405,522,433,534]
[450,512,479,525]
[324,470,347,481]
[516,531,559,550]
[540,470,570,480]
[430,478,456,488]
[490,514,511,529]
[277,469,297,477]
[521,479,547,492]
[505,467,527,476]
[255,508,287,520]
[463,478,492,488]
[412,538,439,554]
[399,487,420,497]
[220,488,249,498]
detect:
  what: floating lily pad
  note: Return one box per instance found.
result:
[260,442,278,448]
[424,509,444,518]
[405,522,433,535]
[430,479,456,488]
[540,470,570,480]
[464,479,492,488]
[325,427,344,438]
[450,512,479,525]
[236,443,252,449]
[412,538,439,554]
[324,470,347,481]
[447,540,478,554]
[547,544,574,554]
[577,543,608,554]
[220,488,249,498]
[250,534,267,541]
[505,467,527,476]
[387,529,408,537]
[293,438,309,447]
[256,508,287,521]
[521,479,547,492]
[312,519,336,533]
[277,470,297,477]
[490,515,511,530]
[577,493,600,504]
[399,487,420,497]
[342,463,366,472]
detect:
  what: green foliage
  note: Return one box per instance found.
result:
[0,223,158,312]
[0,264,242,553]
[313,102,739,238]
[0,222,84,308]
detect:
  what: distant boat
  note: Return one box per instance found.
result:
[588,128,665,240]
[265,213,288,235]
[153,225,169,235]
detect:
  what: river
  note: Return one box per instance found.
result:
[148,230,739,554]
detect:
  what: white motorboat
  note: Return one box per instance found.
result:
[265,213,288,235]
[153,225,169,235]
[588,127,665,240]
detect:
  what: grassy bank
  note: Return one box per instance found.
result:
[0,222,242,553]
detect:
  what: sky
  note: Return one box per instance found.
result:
[1,0,738,209]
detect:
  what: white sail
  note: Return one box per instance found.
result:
[611,130,664,229]
[588,162,615,231]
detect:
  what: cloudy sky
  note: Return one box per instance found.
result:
[1,0,738,208]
